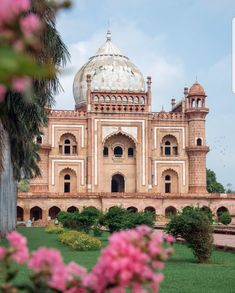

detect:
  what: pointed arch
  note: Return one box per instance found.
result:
[161,168,179,194]
[17,206,24,221]
[49,206,61,219]
[30,206,42,221]
[67,206,78,213]
[165,206,177,217]
[103,130,137,147]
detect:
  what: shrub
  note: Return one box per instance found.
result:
[166,206,213,263]
[45,226,64,234]
[58,230,101,251]
[93,225,103,237]
[81,207,101,221]
[57,208,102,233]
[103,206,155,233]
[219,212,232,225]
[200,206,214,223]
[57,211,80,230]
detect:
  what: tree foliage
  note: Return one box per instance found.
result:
[206,169,225,193]
[166,206,213,263]
[218,212,232,225]
[103,206,155,233]
[0,0,70,181]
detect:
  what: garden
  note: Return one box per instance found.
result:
[1,226,235,293]
[1,206,235,292]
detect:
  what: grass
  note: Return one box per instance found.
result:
[1,227,235,292]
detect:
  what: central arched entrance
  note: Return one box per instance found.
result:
[111,174,125,192]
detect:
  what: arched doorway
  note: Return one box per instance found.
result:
[59,168,77,193]
[144,206,156,214]
[217,206,228,216]
[127,206,138,213]
[217,206,229,221]
[103,132,136,193]
[111,174,125,192]
[161,169,179,194]
[30,206,42,221]
[67,206,78,213]
[17,206,24,221]
[49,206,61,219]
[165,206,177,217]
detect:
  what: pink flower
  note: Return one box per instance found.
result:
[29,247,71,291]
[12,0,30,14]
[0,0,30,24]
[6,231,29,264]
[49,263,68,291]
[67,262,87,280]
[20,13,42,37]
[86,225,170,293]
[0,84,7,103]
[0,0,15,23]
[29,247,64,272]
[0,247,6,260]
[12,76,31,93]
[164,234,175,244]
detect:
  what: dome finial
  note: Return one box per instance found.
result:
[106,29,111,41]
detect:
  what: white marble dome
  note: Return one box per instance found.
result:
[73,30,145,106]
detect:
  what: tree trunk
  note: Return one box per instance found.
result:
[0,123,17,237]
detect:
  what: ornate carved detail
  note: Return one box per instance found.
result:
[49,110,87,117]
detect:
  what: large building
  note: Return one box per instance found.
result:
[18,31,235,223]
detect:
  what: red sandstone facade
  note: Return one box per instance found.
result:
[17,31,235,224]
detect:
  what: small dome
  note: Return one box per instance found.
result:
[189,82,205,96]
[73,30,145,107]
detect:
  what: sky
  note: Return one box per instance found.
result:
[55,0,235,190]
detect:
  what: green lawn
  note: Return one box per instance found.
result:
[1,227,235,293]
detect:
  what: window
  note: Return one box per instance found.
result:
[161,135,178,157]
[123,96,127,104]
[173,146,178,155]
[72,145,77,154]
[165,175,171,193]
[64,139,71,154]
[114,146,123,157]
[128,147,134,157]
[64,174,70,193]
[103,147,109,157]
[197,138,202,146]
[165,141,171,155]
[59,134,78,155]
[64,183,70,193]
[165,175,171,181]
[197,99,202,107]
[36,135,42,144]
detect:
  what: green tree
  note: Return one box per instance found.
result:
[166,207,213,263]
[206,169,225,193]
[0,1,70,236]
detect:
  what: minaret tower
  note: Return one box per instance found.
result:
[185,82,209,193]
